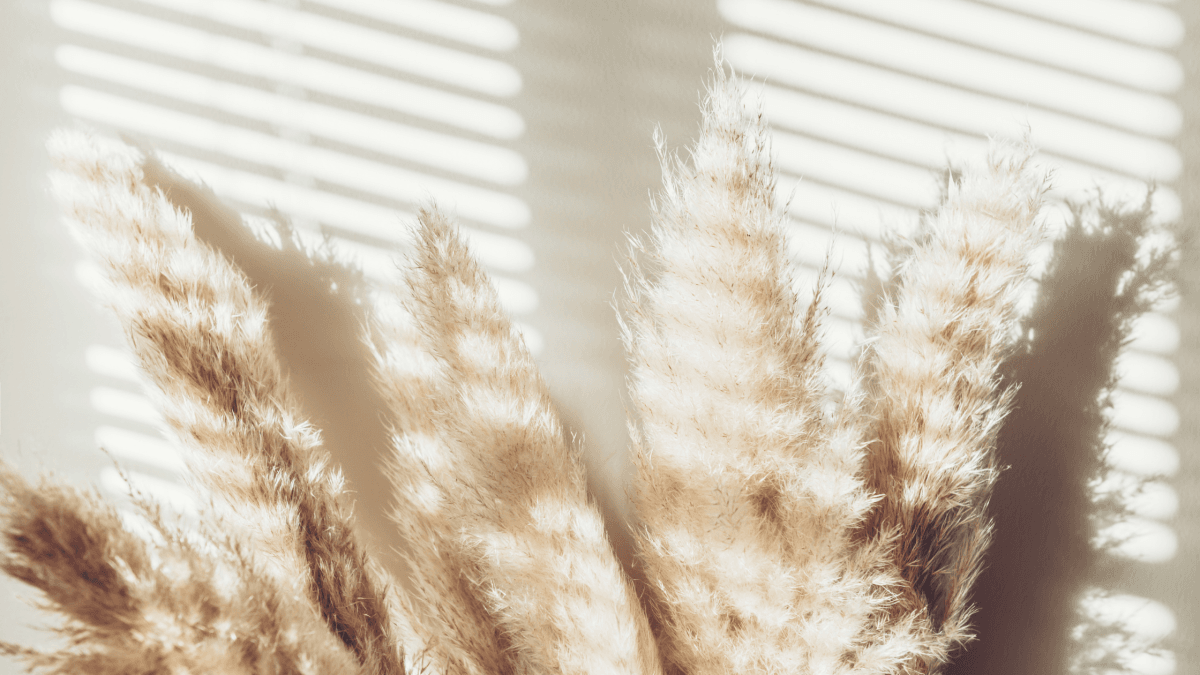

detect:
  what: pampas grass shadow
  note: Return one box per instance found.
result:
[947,196,1187,675]
[138,153,406,570]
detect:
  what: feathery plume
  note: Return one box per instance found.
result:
[860,138,1047,655]
[622,52,939,675]
[372,208,662,675]
[368,253,510,675]
[951,193,1185,675]
[0,463,366,675]
[4,39,1145,675]
[47,129,406,673]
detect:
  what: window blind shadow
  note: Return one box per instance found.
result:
[48,0,538,597]
[719,2,1187,674]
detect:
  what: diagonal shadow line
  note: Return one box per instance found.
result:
[59,67,518,191]
[777,169,930,215]
[58,24,514,142]
[759,76,1169,185]
[770,118,952,173]
[82,0,520,107]
[965,0,1179,50]
[94,0,267,48]
[793,0,1177,92]
[727,31,1174,141]
[299,1,509,58]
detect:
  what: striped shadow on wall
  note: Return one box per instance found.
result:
[48,0,537,587]
[719,1,1184,674]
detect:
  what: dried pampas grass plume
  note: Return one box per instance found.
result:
[861,140,1048,653]
[5,43,1158,675]
[624,55,898,675]
[45,130,408,673]
[0,465,367,674]
[371,209,662,675]
[622,52,1046,674]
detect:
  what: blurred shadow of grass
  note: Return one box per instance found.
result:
[139,152,408,580]
[947,193,1187,675]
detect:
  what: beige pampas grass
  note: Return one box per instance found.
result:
[5,42,1148,675]
[371,209,661,675]
[46,129,406,673]
[954,194,1185,675]
[622,54,1046,675]
[622,57,912,675]
[0,464,367,674]
[860,141,1046,656]
[367,214,512,675]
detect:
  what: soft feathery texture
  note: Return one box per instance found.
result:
[0,464,366,674]
[933,191,1185,675]
[368,225,512,675]
[860,141,1047,656]
[370,209,663,675]
[2,49,1127,675]
[47,129,407,673]
[622,58,947,675]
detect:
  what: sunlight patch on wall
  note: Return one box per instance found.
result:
[307,0,519,51]
[977,0,1183,49]
[58,86,530,228]
[82,338,194,509]
[56,46,526,184]
[1076,590,1179,675]
[724,0,1180,136]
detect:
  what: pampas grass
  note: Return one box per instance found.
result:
[622,66,918,674]
[860,140,1046,652]
[369,208,661,675]
[1,51,1181,675]
[0,465,367,674]
[620,57,1046,675]
[950,194,1185,675]
[42,130,407,673]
